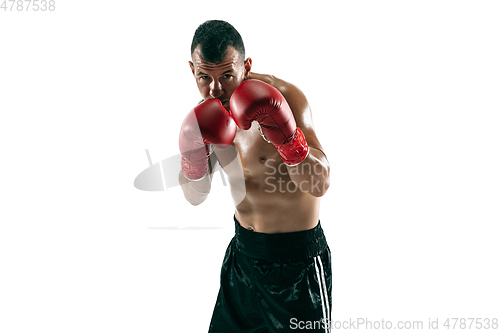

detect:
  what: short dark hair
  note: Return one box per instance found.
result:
[190,20,245,64]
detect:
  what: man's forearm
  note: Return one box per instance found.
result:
[178,171,212,206]
[286,147,330,197]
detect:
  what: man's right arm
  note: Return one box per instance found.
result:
[178,99,236,205]
[178,152,218,206]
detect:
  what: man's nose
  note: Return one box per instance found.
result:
[210,79,223,98]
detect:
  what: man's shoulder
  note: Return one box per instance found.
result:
[246,72,293,95]
[247,72,309,114]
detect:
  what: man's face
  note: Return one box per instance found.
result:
[189,45,252,111]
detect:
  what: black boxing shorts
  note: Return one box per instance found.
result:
[208,216,332,333]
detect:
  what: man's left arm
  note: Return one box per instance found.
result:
[230,77,330,197]
[277,82,330,197]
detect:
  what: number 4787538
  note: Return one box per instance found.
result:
[1,0,56,11]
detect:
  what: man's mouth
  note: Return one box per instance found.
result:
[220,100,230,109]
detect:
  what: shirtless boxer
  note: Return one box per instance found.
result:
[179,20,331,332]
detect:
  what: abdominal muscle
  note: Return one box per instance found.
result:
[215,123,320,233]
[234,181,320,233]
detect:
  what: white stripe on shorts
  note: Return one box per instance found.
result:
[314,255,330,333]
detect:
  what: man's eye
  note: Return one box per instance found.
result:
[200,76,209,80]
[223,75,232,79]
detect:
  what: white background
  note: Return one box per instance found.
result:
[1,0,499,332]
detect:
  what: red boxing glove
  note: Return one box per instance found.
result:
[179,99,236,180]
[229,79,309,166]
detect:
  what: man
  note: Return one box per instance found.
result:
[178,20,331,332]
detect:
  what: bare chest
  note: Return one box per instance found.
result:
[233,122,284,177]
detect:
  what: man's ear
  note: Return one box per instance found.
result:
[189,61,195,76]
[244,58,252,77]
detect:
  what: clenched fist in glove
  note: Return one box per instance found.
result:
[179,99,236,180]
[229,79,309,166]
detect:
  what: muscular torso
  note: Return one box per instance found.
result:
[213,73,320,233]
